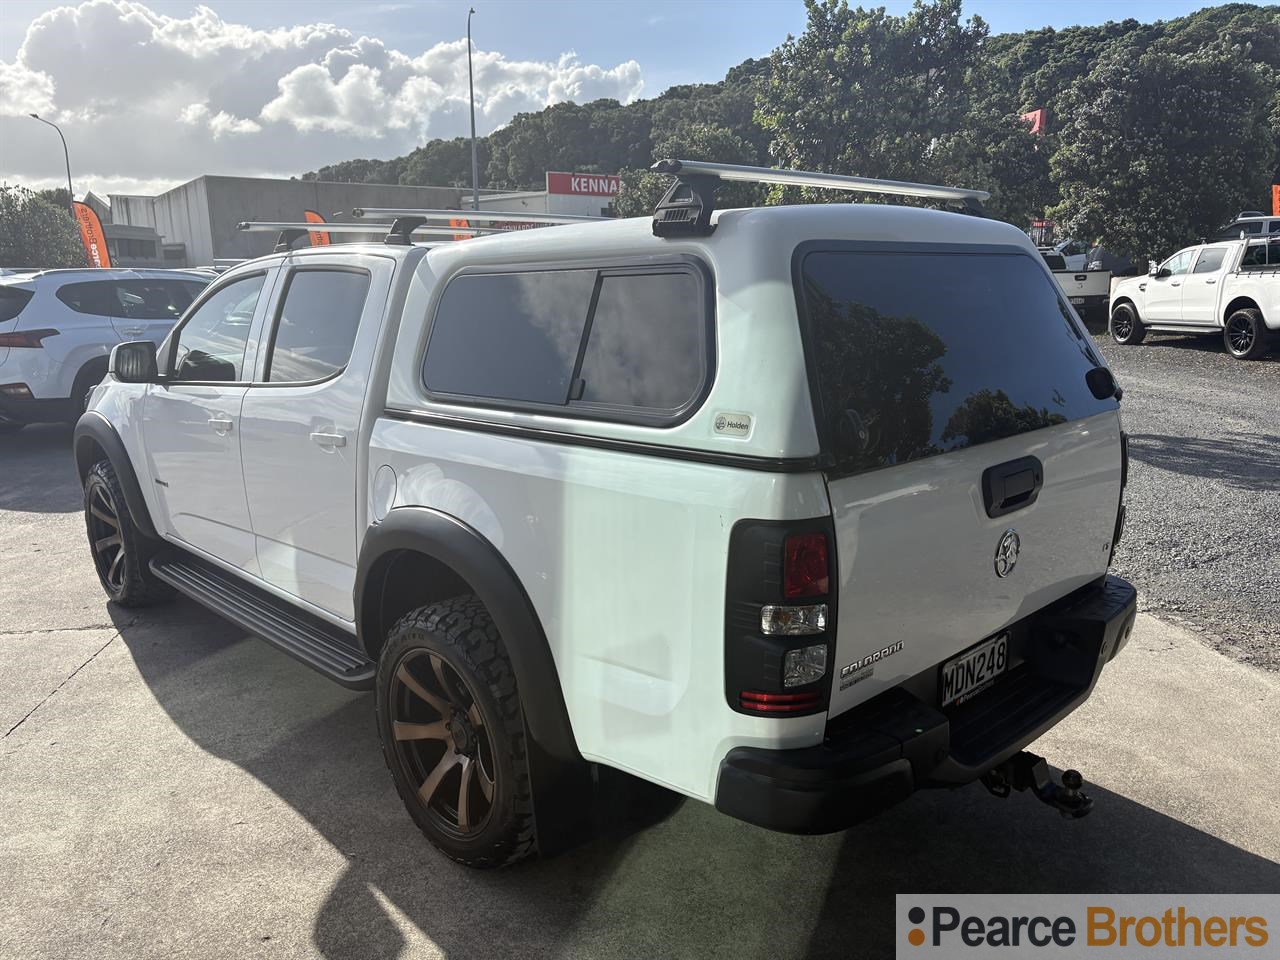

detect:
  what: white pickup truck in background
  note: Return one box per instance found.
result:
[1108,236,1279,360]
[1040,250,1111,324]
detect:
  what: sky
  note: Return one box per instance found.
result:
[0,0,1245,198]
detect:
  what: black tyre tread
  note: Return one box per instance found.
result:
[84,460,173,607]
[1224,308,1269,360]
[1109,303,1146,345]
[378,595,536,868]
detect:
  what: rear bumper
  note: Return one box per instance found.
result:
[714,575,1137,834]
[0,395,75,426]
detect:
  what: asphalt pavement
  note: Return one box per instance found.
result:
[2,335,1278,960]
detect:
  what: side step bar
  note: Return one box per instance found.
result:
[150,555,375,690]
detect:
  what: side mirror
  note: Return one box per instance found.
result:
[1085,366,1122,401]
[109,341,158,384]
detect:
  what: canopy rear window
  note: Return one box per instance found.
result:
[797,249,1115,479]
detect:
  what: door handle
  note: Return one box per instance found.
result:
[122,326,145,336]
[982,455,1044,519]
[1205,278,1217,284]
[1170,281,1181,287]
[208,417,233,433]
[310,431,347,448]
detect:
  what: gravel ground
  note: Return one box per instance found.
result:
[1091,329,1279,670]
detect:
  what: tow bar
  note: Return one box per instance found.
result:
[980,751,1093,819]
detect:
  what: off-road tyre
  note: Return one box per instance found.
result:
[377,595,536,868]
[1109,303,1146,345]
[1223,308,1269,360]
[83,459,173,607]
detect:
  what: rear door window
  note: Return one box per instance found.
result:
[113,279,206,320]
[56,280,118,317]
[1192,248,1227,274]
[797,249,1115,478]
[264,269,371,383]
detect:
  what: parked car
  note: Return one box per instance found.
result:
[0,268,209,430]
[1109,237,1279,359]
[1040,251,1111,323]
[74,160,1136,867]
[1210,214,1280,242]
[1053,239,1089,271]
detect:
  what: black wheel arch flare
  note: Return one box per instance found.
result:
[355,506,582,765]
[72,412,159,540]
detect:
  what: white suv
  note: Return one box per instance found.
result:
[73,161,1137,867]
[0,268,208,430]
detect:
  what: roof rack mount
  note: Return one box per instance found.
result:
[648,158,990,238]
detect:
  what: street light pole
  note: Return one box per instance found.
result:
[467,7,479,212]
[29,113,74,217]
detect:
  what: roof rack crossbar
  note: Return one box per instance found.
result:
[647,158,991,237]
[235,221,499,249]
[351,207,606,225]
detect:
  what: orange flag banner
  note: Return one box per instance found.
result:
[73,201,111,268]
[303,209,331,246]
[449,216,471,241]
[1272,184,1279,217]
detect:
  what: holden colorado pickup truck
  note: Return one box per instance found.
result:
[73,159,1137,868]
[1109,236,1278,359]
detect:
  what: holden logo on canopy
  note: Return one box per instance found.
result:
[994,529,1021,578]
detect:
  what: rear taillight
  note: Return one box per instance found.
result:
[0,383,34,399]
[784,533,829,597]
[0,328,59,348]
[724,519,836,717]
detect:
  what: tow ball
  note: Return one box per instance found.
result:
[980,751,1093,819]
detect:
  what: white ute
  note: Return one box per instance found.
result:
[74,160,1138,868]
[1109,236,1279,359]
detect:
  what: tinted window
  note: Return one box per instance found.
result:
[266,269,370,383]
[56,280,118,316]
[575,272,704,412]
[425,270,596,404]
[1270,221,1280,234]
[113,279,206,320]
[0,286,33,322]
[170,274,265,382]
[1040,253,1066,270]
[798,251,1114,477]
[1192,249,1227,274]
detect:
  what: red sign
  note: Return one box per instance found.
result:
[1021,108,1046,135]
[73,201,111,268]
[546,171,621,197]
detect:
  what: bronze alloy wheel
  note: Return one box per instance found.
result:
[87,478,127,595]
[388,649,498,838]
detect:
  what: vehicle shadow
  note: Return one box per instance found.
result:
[1138,333,1280,362]
[0,423,80,514]
[1127,432,1280,492]
[109,602,1280,960]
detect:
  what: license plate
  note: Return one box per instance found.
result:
[1069,296,1086,304]
[940,633,1009,707]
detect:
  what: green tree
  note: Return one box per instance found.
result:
[757,0,987,193]
[0,185,86,268]
[925,108,1052,225]
[1049,45,1278,263]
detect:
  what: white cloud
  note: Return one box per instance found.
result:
[179,103,262,137]
[0,0,644,195]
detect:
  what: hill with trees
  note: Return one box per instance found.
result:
[302,0,1280,262]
